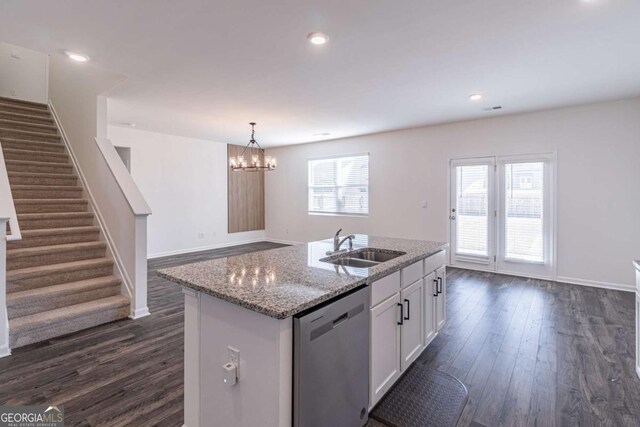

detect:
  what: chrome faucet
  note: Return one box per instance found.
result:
[334,228,355,252]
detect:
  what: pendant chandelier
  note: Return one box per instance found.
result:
[229,122,276,172]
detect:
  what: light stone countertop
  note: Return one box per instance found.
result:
[158,235,448,319]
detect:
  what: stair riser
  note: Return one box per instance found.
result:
[0,122,58,135]
[0,129,60,143]
[0,104,50,117]
[8,247,107,270]
[12,188,83,199]
[18,216,94,230]
[6,162,73,174]
[7,265,114,292]
[15,202,88,214]
[0,112,54,125]
[1,140,65,153]
[8,284,121,318]
[9,175,78,186]
[3,150,69,164]
[7,231,100,249]
[9,303,129,349]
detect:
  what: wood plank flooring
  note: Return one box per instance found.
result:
[1,244,639,426]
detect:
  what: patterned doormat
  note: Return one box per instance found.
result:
[370,365,468,427]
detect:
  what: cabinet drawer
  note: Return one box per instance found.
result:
[424,250,446,275]
[401,261,423,288]
[371,271,400,307]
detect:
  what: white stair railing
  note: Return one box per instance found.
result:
[0,140,22,357]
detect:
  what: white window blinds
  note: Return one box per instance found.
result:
[504,162,544,263]
[308,155,369,215]
[455,164,489,257]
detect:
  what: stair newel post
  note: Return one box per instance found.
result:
[0,217,10,357]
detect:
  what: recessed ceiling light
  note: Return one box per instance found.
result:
[469,93,483,101]
[65,51,90,62]
[307,32,329,45]
[313,132,331,136]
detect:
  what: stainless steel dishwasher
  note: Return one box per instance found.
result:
[293,285,370,427]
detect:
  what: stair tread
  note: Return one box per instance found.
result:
[0,110,53,122]
[7,276,121,301]
[8,171,76,178]
[0,97,48,109]
[7,257,113,280]
[9,295,129,330]
[14,198,87,204]
[2,147,68,158]
[18,212,93,219]
[20,226,100,236]
[0,127,59,139]
[6,159,71,167]
[1,137,62,148]
[0,119,58,132]
[0,102,50,114]
[7,241,106,257]
[12,184,82,191]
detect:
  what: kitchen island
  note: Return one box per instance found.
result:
[159,235,448,427]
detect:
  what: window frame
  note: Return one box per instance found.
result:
[307,153,370,217]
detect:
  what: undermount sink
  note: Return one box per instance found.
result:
[321,248,406,268]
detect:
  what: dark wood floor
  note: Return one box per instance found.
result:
[1,243,639,426]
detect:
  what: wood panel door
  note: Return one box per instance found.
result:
[227,144,265,233]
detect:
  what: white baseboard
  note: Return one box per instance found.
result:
[449,265,633,293]
[0,345,11,358]
[265,238,303,245]
[636,366,640,380]
[147,238,269,259]
[556,275,634,293]
[130,307,151,319]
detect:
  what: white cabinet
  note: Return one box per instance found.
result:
[423,271,437,346]
[435,266,447,331]
[400,279,425,370]
[370,294,401,407]
[369,250,447,407]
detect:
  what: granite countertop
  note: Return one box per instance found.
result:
[158,235,448,319]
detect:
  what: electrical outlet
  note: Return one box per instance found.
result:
[197,232,205,239]
[10,89,16,96]
[228,346,240,377]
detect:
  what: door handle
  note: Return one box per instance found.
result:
[433,279,438,297]
[450,215,456,220]
[397,303,404,325]
[437,277,443,294]
[404,299,410,320]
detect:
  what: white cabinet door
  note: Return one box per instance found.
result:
[435,267,447,331]
[370,294,401,408]
[400,279,425,371]
[424,271,437,346]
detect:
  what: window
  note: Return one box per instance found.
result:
[308,154,369,215]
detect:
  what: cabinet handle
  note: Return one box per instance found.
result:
[404,299,410,320]
[437,277,443,294]
[397,303,404,325]
[433,279,438,297]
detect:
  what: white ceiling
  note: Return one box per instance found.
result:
[1,0,639,147]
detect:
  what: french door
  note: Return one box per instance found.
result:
[450,154,555,279]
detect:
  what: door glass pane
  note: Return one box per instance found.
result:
[504,162,544,262]
[456,165,488,257]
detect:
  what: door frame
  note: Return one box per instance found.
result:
[448,152,557,281]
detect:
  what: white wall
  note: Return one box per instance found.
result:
[49,55,151,317]
[265,97,640,290]
[0,42,48,103]
[107,125,266,258]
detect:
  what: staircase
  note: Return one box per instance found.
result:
[0,96,130,349]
